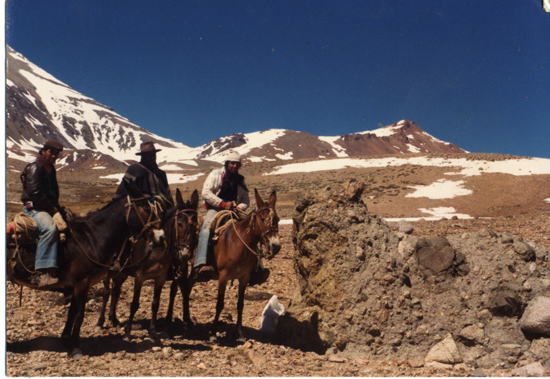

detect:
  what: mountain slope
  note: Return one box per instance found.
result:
[6,46,465,170]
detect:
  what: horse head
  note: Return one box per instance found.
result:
[168,188,199,260]
[254,188,281,259]
[122,178,164,242]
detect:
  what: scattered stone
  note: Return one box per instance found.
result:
[459,325,485,345]
[424,334,463,365]
[512,362,547,377]
[519,296,550,336]
[328,355,348,363]
[415,236,455,273]
[162,347,173,358]
[398,220,414,234]
[468,368,487,377]
[514,241,536,262]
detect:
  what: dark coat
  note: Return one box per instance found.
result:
[115,163,174,205]
[20,155,60,214]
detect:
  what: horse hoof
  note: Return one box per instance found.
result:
[71,348,84,360]
[94,326,103,332]
[209,335,218,343]
[123,336,131,342]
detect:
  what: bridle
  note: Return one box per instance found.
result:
[170,208,198,258]
[234,206,279,258]
[126,195,163,234]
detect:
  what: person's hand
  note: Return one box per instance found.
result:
[222,201,233,210]
[52,212,68,231]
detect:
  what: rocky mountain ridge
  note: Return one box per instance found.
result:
[6,46,464,171]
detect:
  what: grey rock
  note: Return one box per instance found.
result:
[416,236,455,273]
[512,362,547,377]
[527,338,550,361]
[489,288,523,317]
[468,368,487,377]
[398,220,414,234]
[514,241,536,262]
[459,325,485,345]
[519,296,550,337]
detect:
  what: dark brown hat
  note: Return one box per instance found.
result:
[136,141,161,155]
[43,140,64,152]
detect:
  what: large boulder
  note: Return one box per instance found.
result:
[278,181,550,369]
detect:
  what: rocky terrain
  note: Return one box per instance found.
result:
[5,154,550,377]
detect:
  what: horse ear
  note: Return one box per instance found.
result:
[254,188,265,208]
[176,188,184,208]
[190,189,199,210]
[268,190,277,208]
[123,178,144,199]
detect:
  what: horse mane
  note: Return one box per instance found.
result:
[70,195,127,223]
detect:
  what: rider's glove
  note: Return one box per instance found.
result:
[52,212,68,232]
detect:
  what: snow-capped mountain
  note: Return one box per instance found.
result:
[6,46,465,170]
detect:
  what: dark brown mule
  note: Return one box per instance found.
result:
[186,189,281,340]
[95,189,199,343]
[6,179,159,358]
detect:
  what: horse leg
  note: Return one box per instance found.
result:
[213,276,228,337]
[108,273,128,327]
[166,279,178,324]
[61,290,78,339]
[69,280,90,359]
[236,278,249,341]
[123,277,143,342]
[148,276,166,343]
[181,264,194,326]
[95,276,111,331]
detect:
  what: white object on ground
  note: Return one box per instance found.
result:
[260,295,285,335]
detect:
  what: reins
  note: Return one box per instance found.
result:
[171,209,198,253]
[71,195,160,269]
[228,206,277,258]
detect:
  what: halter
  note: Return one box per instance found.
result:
[252,206,279,257]
[125,195,163,234]
[227,206,278,258]
[170,208,198,255]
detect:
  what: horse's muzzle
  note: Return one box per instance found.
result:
[151,228,166,247]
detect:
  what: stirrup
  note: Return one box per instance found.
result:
[195,265,215,282]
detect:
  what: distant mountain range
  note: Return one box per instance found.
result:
[6,46,465,171]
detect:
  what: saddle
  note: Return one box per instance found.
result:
[6,208,75,246]
[208,209,246,242]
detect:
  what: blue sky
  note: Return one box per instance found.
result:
[6,0,550,158]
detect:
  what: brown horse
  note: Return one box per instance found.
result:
[186,189,281,340]
[6,179,160,358]
[95,189,199,343]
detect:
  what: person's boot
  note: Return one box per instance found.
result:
[38,268,59,287]
[249,267,270,286]
[195,265,215,282]
[109,259,122,272]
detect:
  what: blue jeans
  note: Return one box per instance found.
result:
[194,209,218,268]
[23,208,58,270]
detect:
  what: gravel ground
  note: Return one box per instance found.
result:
[6,212,550,377]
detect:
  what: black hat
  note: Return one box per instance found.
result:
[43,140,64,152]
[136,141,161,155]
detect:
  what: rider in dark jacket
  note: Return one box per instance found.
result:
[110,141,173,271]
[114,141,174,206]
[21,140,67,287]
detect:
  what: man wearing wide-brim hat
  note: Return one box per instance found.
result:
[111,141,174,271]
[20,140,67,287]
[114,141,174,205]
